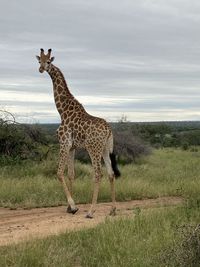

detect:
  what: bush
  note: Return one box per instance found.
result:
[113,130,151,164]
[181,142,189,151]
[75,148,90,163]
[0,111,49,163]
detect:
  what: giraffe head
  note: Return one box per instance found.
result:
[36,48,55,73]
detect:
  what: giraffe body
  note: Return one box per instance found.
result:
[36,49,120,218]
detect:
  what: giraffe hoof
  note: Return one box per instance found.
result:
[71,207,79,214]
[66,206,79,214]
[66,206,72,213]
[109,207,116,216]
[85,213,94,219]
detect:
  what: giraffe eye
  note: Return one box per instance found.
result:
[47,60,50,64]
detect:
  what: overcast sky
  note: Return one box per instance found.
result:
[1,0,200,123]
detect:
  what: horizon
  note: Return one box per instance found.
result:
[14,119,200,125]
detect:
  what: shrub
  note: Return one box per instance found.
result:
[181,142,189,151]
[75,148,90,163]
[0,111,49,163]
[113,130,151,164]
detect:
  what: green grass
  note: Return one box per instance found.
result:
[1,205,200,267]
[1,148,200,266]
[1,148,200,208]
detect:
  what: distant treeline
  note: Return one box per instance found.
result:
[112,121,200,149]
[41,120,200,149]
[1,119,200,165]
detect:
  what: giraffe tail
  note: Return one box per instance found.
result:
[109,153,121,178]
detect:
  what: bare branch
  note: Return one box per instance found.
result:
[0,110,20,125]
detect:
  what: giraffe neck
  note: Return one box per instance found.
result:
[47,64,74,116]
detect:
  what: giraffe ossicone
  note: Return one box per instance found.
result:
[36,48,120,218]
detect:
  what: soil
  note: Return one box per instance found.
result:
[0,196,183,246]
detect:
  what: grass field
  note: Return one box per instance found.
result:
[0,148,200,208]
[1,148,200,266]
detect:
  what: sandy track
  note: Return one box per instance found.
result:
[0,197,183,246]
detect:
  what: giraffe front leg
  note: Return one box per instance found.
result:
[67,149,75,195]
[58,145,78,214]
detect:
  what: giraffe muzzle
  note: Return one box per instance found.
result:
[39,67,44,73]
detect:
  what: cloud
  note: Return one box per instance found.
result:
[0,0,200,122]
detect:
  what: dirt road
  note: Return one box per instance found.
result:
[0,197,183,246]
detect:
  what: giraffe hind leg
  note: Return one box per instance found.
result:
[103,148,117,216]
[86,151,102,219]
[86,176,101,219]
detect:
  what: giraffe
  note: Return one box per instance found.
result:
[36,48,120,218]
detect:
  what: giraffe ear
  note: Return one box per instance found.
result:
[36,55,40,61]
[50,57,55,62]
